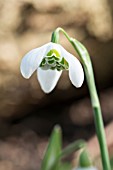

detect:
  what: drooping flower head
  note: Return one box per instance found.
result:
[20,42,84,93]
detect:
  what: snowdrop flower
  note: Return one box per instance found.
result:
[74,167,98,170]
[20,42,84,93]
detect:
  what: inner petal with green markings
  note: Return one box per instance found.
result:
[39,49,69,71]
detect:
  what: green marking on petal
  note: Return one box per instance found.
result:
[57,68,61,71]
[46,56,54,60]
[60,57,65,65]
[47,49,60,57]
[39,49,69,71]
[51,67,56,70]
[47,55,59,61]
[47,59,55,65]
[59,57,69,70]
[54,56,60,61]
[39,58,46,67]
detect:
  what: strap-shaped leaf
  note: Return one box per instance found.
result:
[60,140,86,159]
[41,125,62,170]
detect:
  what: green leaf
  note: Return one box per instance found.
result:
[57,162,72,170]
[110,156,113,169]
[41,125,62,170]
[60,140,86,159]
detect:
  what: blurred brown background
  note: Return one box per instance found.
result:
[0,0,113,169]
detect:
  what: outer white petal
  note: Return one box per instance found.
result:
[20,43,50,79]
[59,45,84,87]
[37,67,62,93]
[44,42,62,57]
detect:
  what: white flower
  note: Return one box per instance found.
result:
[20,42,84,93]
[74,166,98,170]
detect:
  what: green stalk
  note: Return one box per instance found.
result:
[51,27,111,170]
[83,62,111,170]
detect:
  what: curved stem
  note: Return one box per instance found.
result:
[52,27,111,170]
[51,27,71,44]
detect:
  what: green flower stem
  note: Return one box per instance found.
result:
[70,40,111,170]
[52,27,111,170]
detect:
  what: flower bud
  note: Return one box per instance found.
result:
[74,150,98,170]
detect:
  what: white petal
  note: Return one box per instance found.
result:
[44,42,62,56]
[68,55,84,87]
[20,43,50,79]
[37,67,62,93]
[59,45,84,87]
